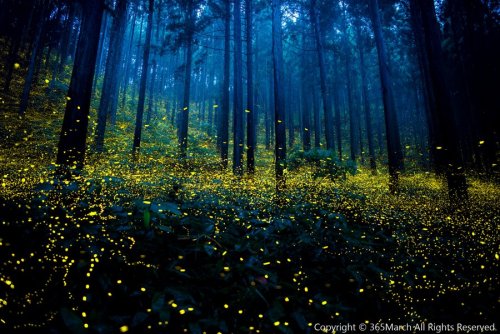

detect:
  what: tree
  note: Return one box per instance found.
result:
[355,20,376,173]
[368,0,403,193]
[219,0,231,168]
[232,0,244,174]
[309,0,335,151]
[57,0,105,171]
[95,0,129,152]
[246,0,256,173]
[272,0,286,192]
[18,1,49,116]
[409,0,468,207]
[133,0,154,154]
[178,0,196,159]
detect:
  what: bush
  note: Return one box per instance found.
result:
[288,149,356,180]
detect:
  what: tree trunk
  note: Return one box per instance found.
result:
[19,3,47,116]
[232,0,244,175]
[310,0,335,151]
[219,0,231,168]
[178,1,194,159]
[410,0,468,207]
[369,0,403,193]
[132,0,154,154]
[272,0,287,192]
[246,0,255,173]
[58,2,76,75]
[94,0,128,151]
[56,0,104,171]
[356,24,377,173]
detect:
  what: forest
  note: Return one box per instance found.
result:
[0,0,498,332]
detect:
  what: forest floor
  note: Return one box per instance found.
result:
[0,88,498,333]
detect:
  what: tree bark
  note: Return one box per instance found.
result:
[95,0,128,152]
[178,0,194,159]
[369,0,403,193]
[356,23,377,173]
[310,0,335,151]
[132,0,154,154]
[219,0,231,168]
[56,0,104,171]
[272,0,287,192]
[232,0,244,175]
[246,0,255,173]
[410,0,468,207]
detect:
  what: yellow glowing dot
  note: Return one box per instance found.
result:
[82,312,87,317]
[359,289,364,293]
[274,321,280,326]
[45,79,50,84]
[258,314,263,318]
[66,96,71,101]
[284,297,289,302]
[321,300,327,305]
[117,280,122,284]
[14,63,21,69]
[223,304,229,309]
[304,287,308,292]
[238,309,243,314]
[143,200,151,205]
[119,325,129,333]
[140,287,146,292]
[171,303,178,308]
[188,307,194,311]
[179,309,186,315]
[479,140,485,145]
[82,296,87,301]
[84,323,89,328]
[495,254,499,260]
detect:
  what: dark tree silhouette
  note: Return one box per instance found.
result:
[57,0,105,170]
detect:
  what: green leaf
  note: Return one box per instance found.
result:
[144,209,151,229]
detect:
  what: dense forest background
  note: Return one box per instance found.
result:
[0,0,498,332]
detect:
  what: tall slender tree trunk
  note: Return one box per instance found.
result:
[313,88,321,149]
[232,0,244,175]
[178,1,194,159]
[19,4,47,116]
[246,0,255,173]
[310,0,335,151]
[121,12,139,110]
[369,0,403,193]
[56,0,104,171]
[219,0,231,168]
[58,2,76,75]
[410,0,468,207]
[356,24,377,173]
[301,52,311,151]
[95,0,128,151]
[132,0,154,154]
[92,13,109,95]
[272,0,287,192]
